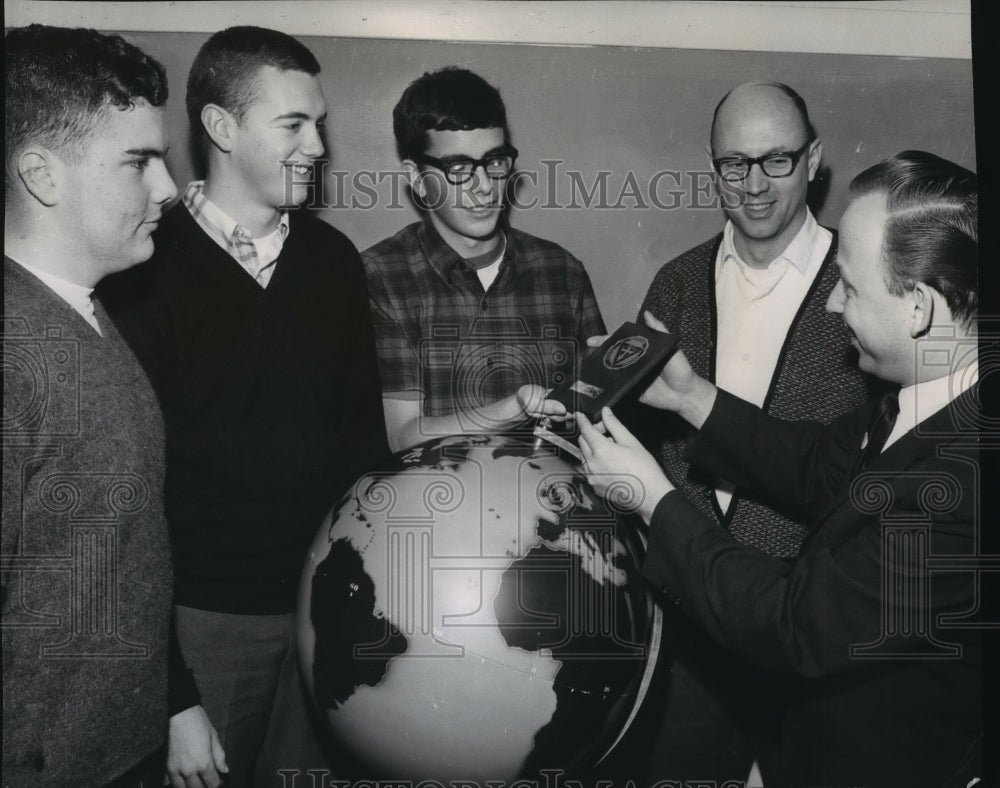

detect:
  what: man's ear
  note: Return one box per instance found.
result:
[806,138,823,182]
[201,104,236,153]
[909,281,936,338]
[401,159,425,199]
[17,148,60,207]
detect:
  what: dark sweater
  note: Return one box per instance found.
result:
[638,231,876,558]
[3,259,171,787]
[100,205,389,615]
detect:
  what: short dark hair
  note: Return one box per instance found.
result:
[5,24,168,189]
[392,67,509,160]
[710,81,816,149]
[186,26,320,155]
[851,150,978,331]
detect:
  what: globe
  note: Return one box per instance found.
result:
[297,434,660,782]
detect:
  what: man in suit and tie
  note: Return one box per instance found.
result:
[575,150,981,787]
[3,24,178,786]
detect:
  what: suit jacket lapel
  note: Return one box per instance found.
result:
[863,383,978,474]
[807,383,979,551]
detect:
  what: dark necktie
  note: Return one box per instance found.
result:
[851,392,900,478]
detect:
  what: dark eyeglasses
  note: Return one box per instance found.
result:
[711,140,814,180]
[412,147,518,185]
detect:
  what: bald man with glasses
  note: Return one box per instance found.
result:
[631,81,877,785]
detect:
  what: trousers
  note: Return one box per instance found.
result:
[174,606,333,787]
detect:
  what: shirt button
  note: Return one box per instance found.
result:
[742,353,750,361]
[482,301,489,311]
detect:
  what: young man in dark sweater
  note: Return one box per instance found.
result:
[100,26,389,788]
[4,25,177,787]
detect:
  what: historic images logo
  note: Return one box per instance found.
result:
[602,336,649,371]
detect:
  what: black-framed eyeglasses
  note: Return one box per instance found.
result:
[412,147,519,185]
[711,140,814,180]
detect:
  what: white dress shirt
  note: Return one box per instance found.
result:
[11,258,102,335]
[884,355,979,452]
[713,210,832,512]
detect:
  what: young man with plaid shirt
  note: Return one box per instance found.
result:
[363,67,605,451]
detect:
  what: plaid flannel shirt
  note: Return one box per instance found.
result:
[363,220,606,420]
[182,181,289,287]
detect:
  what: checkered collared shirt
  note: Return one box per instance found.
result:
[182,181,290,287]
[363,220,606,420]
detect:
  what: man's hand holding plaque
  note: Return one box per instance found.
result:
[548,315,680,419]
[531,312,680,458]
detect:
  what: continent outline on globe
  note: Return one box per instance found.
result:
[298,434,661,782]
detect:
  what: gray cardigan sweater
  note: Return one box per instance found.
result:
[638,231,875,558]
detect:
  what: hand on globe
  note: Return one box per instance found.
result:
[517,383,571,421]
[576,408,674,524]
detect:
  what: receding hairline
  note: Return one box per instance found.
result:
[710,82,813,150]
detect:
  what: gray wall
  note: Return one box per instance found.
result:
[125,31,975,327]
